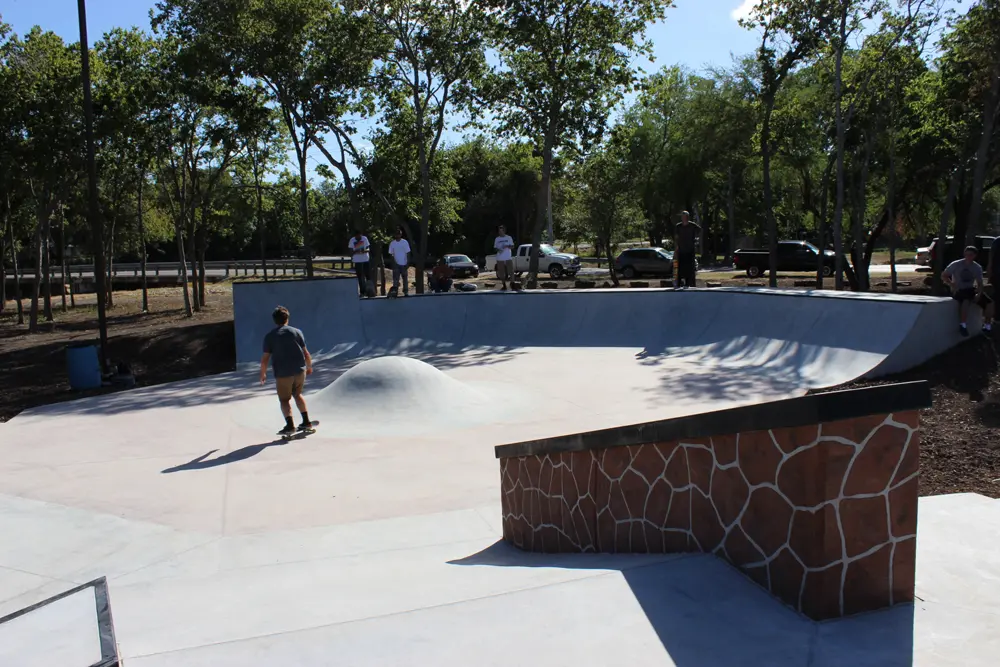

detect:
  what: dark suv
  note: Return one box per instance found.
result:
[928,235,995,269]
[615,247,689,279]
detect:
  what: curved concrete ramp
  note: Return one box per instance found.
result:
[233,279,967,426]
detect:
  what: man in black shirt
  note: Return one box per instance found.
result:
[674,211,701,288]
[260,306,314,435]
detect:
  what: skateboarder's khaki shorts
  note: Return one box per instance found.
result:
[276,372,306,402]
[496,259,514,281]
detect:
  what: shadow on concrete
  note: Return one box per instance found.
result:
[17,342,526,420]
[161,440,285,473]
[450,541,915,667]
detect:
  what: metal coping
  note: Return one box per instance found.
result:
[494,381,932,459]
[0,577,119,667]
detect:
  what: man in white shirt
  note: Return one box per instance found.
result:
[348,230,371,298]
[494,225,515,291]
[388,227,411,296]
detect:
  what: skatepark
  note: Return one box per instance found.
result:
[0,278,997,666]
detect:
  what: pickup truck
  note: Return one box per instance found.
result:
[486,243,582,279]
[734,241,836,278]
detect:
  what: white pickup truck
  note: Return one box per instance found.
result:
[485,244,582,279]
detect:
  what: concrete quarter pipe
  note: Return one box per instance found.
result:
[233,278,968,429]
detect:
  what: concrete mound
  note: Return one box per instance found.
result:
[308,356,496,437]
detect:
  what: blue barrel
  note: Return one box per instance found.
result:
[66,344,102,390]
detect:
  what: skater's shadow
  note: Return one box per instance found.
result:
[161,439,285,473]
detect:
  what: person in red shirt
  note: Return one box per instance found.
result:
[430,258,454,293]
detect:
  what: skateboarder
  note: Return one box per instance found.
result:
[259,306,314,435]
[493,225,515,291]
[349,230,371,297]
[674,211,701,288]
[942,246,990,337]
[388,227,411,296]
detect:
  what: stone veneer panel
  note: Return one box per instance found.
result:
[499,411,920,620]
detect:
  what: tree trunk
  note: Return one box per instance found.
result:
[42,215,53,322]
[888,128,898,293]
[964,65,1000,245]
[528,129,557,287]
[606,236,618,287]
[727,166,736,265]
[187,220,200,312]
[106,226,116,309]
[29,215,42,332]
[298,141,314,279]
[852,133,873,292]
[832,7,848,291]
[546,174,554,245]
[175,218,192,317]
[138,170,149,312]
[0,201,5,314]
[761,104,778,288]
[933,170,963,293]
[196,211,207,306]
[7,207,23,324]
[59,216,68,312]
[816,160,833,289]
[253,160,267,283]
[375,241,387,295]
[414,116,432,295]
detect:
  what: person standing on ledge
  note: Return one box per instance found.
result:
[388,227,411,297]
[260,306,313,436]
[674,211,701,288]
[349,229,371,298]
[942,245,989,337]
[494,225,515,291]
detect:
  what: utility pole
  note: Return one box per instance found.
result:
[78,0,109,371]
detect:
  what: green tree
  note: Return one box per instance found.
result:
[356,0,487,292]
[741,0,835,287]
[487,0,671,285]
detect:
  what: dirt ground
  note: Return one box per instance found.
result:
[2,274,996,498]
[0,285,235,422]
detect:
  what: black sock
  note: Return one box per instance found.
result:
[301,412,310,425]
[285,416,294,428]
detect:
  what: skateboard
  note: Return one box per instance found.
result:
[279,421,320,441]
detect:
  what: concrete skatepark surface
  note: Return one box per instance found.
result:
[0,281,995,664]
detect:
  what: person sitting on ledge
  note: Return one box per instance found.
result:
[942,245,991,337]
[429,257,454,293]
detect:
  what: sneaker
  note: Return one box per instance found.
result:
[279,424,296,436]
[960,325,969,337]
[298,421,314,432]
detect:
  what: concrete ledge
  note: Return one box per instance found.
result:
[496,382,928,620]
[494,382,932,459]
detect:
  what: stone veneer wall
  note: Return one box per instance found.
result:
[498,411,920,621]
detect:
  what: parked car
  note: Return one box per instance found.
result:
[615,247,681,279]
[734,241,836,278]
[915,246,931,266]
[486,243,581,279]
[443,254,479,278]
[927,235,995,269]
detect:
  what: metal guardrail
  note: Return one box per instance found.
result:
[13,257,354,280]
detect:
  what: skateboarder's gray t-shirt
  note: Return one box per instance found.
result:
[263,326,307,378]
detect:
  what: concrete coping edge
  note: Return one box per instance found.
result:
[494,381,933,459]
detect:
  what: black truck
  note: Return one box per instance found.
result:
[733,241,837,278]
